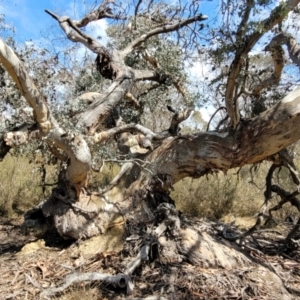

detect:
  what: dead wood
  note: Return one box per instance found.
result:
[128,297,168,300]
[1,3,300,299]
[1,214,299,300]
[41,273,133,297]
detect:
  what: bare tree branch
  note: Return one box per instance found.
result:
[251,45,284,95]
[98,162,135,195]
[4,129,40,147]
[76,70,134,134]
[225,0,300,128]
[141,50,190,103]
[41,272,133,297]
[206,107,227,131]
[121,14,208,57]
[236,0,254,41]
[134,69,161,82]
[244,31,300,97]
[0,39,56,133]
[94,105,192,148]
[45,10,108,56]
[93,123,164,144]
[134,0,143,30]
[0,38,91,188]
[74,92,102,104]
[267,32,300,68]
[167,107,193,135]
[72,1,126,27]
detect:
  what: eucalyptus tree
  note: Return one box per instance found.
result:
[1,0,300,296]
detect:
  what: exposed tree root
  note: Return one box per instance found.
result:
[1,212,299,300]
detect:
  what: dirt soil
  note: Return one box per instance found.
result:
[0,216,300,300]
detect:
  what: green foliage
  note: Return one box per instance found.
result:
[106,15,197,130]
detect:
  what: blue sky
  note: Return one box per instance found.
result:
[0,0,219,43]
[0,0,219,122]
[1,0,292,123]
[1,0,57,41]
[0,0,108,42]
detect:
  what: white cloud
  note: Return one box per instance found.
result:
[187,60,215,82]
[200,106,215,122]
[86,19,109,46]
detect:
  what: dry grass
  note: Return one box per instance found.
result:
[0,150,299,300]
[0,149,299,222]
[172,159,300,221]
[90,163,120,190]
[0,154,120,217]
[0,154,53,216]
[172,166,264,220]
[56,286,107,300]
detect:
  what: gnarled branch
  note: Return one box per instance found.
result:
[121,14,208,57]
[72,0,126,27]
[0,38,91,188]
[225,0,300,128]
[267,32,300,68]
[251,45,284,95]
[45,10,108,56]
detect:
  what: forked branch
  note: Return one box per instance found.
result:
[72,0,126,27]
[224,0,300,128]
[45,9,108,56]
[0,38,91,187]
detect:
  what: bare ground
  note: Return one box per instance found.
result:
[0,216,300,300]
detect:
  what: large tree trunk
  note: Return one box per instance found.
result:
[2,2,300,297]
[22,164,298,299]
[18,86,300,244]
[22,87,300,240]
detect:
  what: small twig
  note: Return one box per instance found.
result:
[45,9,59,21]
[41,272,133,297]
[25,273,43,291]
[134,0,143,29]
[206,106,227,131]
[125,244,150,275]
[103,159,156,177]
[104,158,153,165]
[71,203,97,214]
[127,297,168,300]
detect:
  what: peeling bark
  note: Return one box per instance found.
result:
[0,39,91,191]
[0,39,55,133]
[267,31,300,68]
[1,3,300,299]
